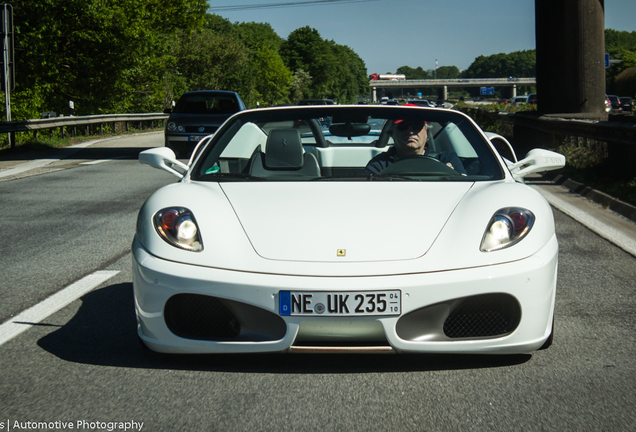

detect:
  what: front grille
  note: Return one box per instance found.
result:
[184,125,218,134]
[165,294,240,340]
[443,294,520,338]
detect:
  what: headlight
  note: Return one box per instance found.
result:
[480,208,535,252]
[153,207,203,251]
[167,122,185,132]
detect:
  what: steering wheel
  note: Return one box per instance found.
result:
[378,155,461,176]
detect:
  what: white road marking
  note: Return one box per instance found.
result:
[0,270,120,347]
[534,185,636,257]
[79,159,111,165]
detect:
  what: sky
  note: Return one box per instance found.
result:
[208,0,635,75]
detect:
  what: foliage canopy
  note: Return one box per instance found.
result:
[5,1,370,119]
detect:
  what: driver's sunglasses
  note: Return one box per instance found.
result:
[395,121,426,131]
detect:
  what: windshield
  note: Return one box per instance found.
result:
[192,106,504,182]
[174,93,240,115]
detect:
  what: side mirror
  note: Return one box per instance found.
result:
[508,148,566,181]
[139,147,189,179]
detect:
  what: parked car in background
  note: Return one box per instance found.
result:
[511,96,528,106]
[607,95,622,113]
[165,90,246,158]
[527,93,537,106]
[619,97,633,113]
[406,99,434,107]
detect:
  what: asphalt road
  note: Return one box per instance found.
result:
[0,132,635,431]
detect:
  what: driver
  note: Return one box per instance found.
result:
[365,117,466,175]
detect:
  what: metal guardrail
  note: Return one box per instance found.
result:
[0,112,168,135]
[496,111,636,147]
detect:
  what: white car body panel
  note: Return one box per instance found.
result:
[136,180,554,277]
[134,105,564,355]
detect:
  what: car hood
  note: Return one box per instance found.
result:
[219,182,474,262]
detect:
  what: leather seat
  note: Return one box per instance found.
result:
[249,129,320,177]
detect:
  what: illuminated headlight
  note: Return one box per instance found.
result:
[153,207,203,251]
[480,208,535,252]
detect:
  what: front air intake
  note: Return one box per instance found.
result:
[165,294,240,340]
[164,294,287,342]
[443,294,520,338]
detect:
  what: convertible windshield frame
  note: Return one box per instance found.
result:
[191,106,505,183]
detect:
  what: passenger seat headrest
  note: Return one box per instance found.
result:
[265,129,304,169]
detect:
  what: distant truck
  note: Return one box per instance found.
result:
[369,73,406,81]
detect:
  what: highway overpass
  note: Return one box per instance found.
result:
[370,77,536,101]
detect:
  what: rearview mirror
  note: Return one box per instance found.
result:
[329,123,371,138]
[508,148,566,181]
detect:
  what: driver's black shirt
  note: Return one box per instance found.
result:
[365,146,467,175]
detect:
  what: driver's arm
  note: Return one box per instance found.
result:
[437,151,467,175]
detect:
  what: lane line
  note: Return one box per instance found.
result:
[0,270,120,347]
[533,185,636,257]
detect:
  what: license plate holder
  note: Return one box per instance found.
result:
[279,290,401,317]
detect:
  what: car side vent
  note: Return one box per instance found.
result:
[165,294,240,340]
[443,294,520,339]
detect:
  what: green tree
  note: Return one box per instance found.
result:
[436,65,460,79]
[11,0,208,117]
[281,26,368,102]
[250,46,293,106]
[605,29,636,95]
[462,50,536,78]
[397,66,430,79]
[290,69,312,102]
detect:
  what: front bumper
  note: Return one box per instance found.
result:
[132,236,558,354]
[164,134,208,157]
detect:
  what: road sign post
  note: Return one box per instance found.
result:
[1,3,13,147]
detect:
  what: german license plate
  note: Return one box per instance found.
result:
[188,135,201,141]
[279,291,401,316]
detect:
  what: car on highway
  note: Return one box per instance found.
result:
[135,104,565,354]
[619,96,633,113]
[607,95,622,113]
[527,93,537,106]
[511,95,528,106]
[406,99,434,107]
[164,90,246,158]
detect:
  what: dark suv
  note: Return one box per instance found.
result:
[607,95,622,113]
[165,90,246,158]
[620,96,633,113]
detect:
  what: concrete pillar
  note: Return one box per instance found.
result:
[512,85,517,98]
[535,0,606,119]
[437,86,448,101]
